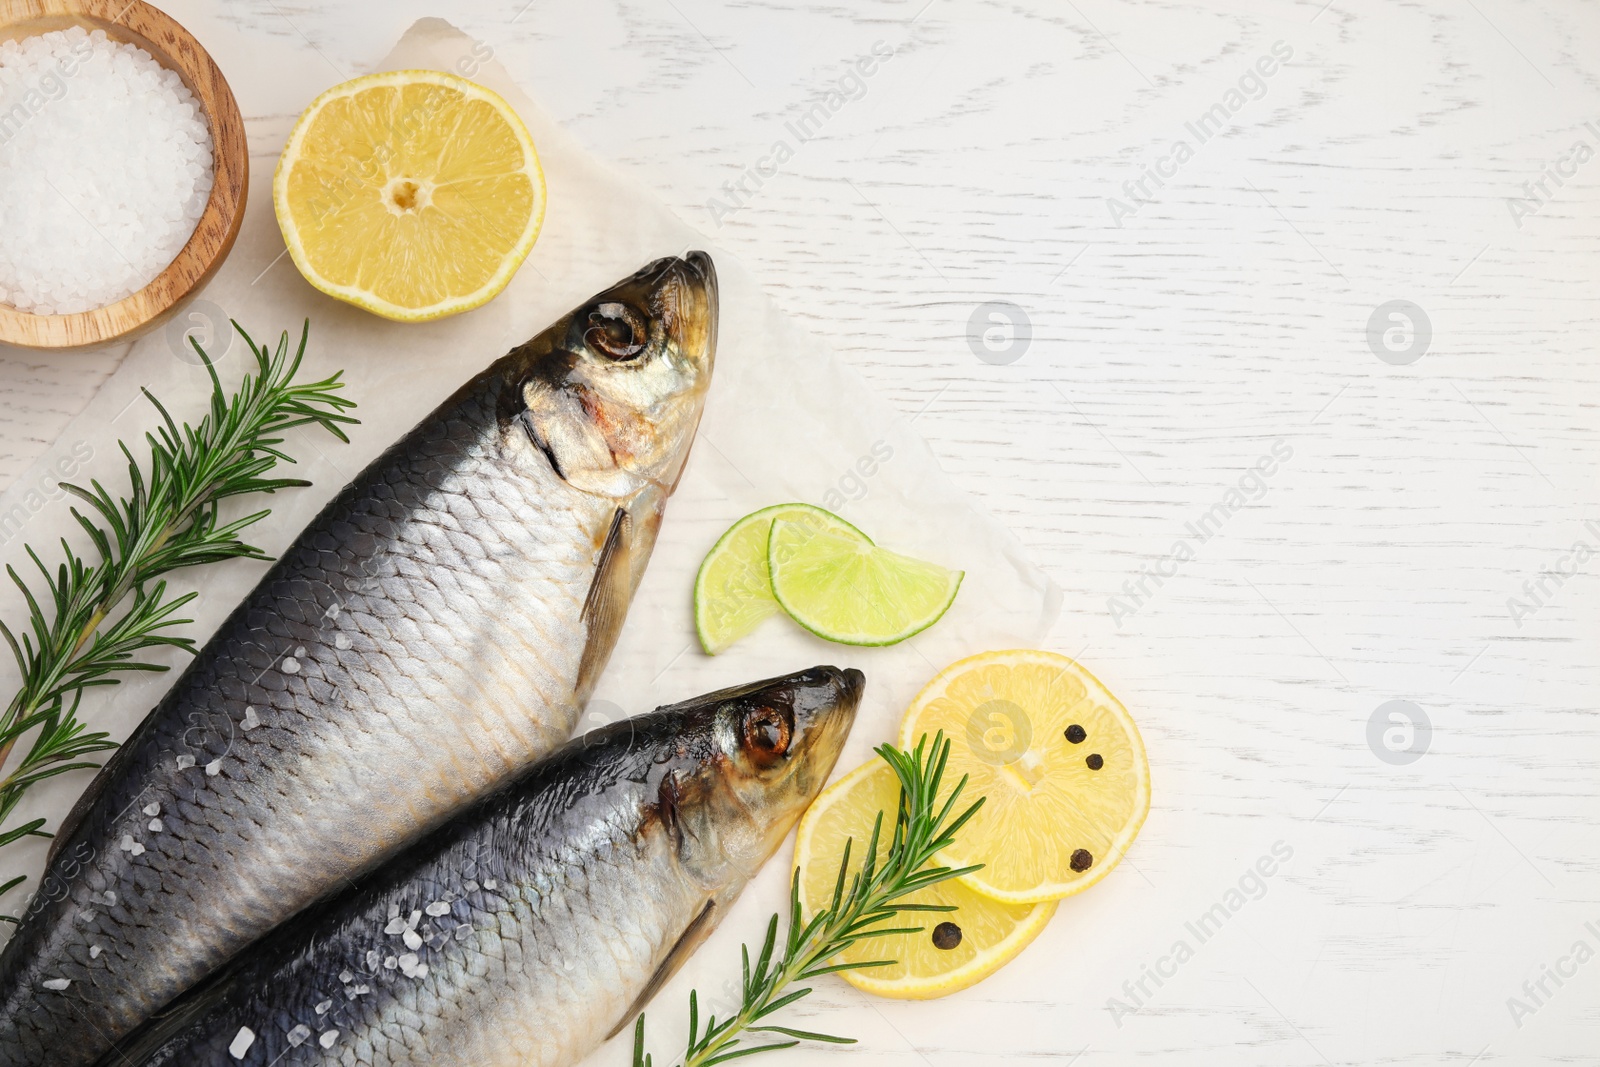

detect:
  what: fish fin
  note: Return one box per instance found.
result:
[606,898,719,1041]
[46,734,138,868]
[577,506,631,700]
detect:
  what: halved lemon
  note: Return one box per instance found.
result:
[795,757,1056,999]
[274,70,545,322]
[899,649,1151,904]
[693,504,867,655]
[768,519,962,647]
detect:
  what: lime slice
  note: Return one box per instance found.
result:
[693,504,866,654]
[768,519,962,646]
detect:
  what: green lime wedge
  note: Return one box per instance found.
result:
[693,503,867,654]
[767,518,962,647]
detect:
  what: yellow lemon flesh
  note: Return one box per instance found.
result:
[899,649,1151,904]
[795,757,1056,999]
[274,70,545,322]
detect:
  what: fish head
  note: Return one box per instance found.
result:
[510,252,717,499]
[662,665,863,891]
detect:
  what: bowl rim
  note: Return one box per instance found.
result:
[0,0,248,350]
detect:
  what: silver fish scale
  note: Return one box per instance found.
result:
[0,367,630,1066]
[133,752,701,1067]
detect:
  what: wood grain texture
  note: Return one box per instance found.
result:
[3,1,1600,1064]
[0,0,247,349]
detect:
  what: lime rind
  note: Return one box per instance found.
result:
[767,519,963,647]
[693,503,867,654]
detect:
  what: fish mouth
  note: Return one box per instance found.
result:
[673,250,717,389]
[783,665,862,781]
[621,251,717,377]
[790,664,864,713]
[682,250,718,305]
[635,252,717,496]
[665,665,861,770]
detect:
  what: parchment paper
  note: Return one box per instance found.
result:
[0,18,1059,1061]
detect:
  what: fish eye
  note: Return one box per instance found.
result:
[742,706,791,762]
[584,302,648,361]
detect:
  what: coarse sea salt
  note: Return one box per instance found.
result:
[0,26,214,315]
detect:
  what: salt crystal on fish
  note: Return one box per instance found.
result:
[89,945,101,959]
[402,929,422,950]
[320,1030,339,1049]
[148,819,163,833]
[287,1024,311,1047]
[425,901,450,917]
[175,755,195,770]
[229,1027,254,1059]
[205,759,222,776]
[41,978,69,991]
[314,999,332,1015]
[143,802,160,817]
[241,706,260,732]
[339,970,352,983]
[335,633,353,650]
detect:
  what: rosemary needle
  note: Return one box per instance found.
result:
[632,732,985,1067]
[0,321,356,920]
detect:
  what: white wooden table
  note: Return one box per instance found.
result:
[3,2,1598,1064]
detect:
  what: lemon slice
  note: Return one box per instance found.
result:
[768,520,961,647]
[795,757,1056,999]
[899,649,1151,904]
[694,504,867,655]
[274,70,545,322]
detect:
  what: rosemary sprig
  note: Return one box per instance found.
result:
[633,732,985,1067]
[0,322,356,919]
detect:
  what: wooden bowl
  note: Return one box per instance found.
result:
[0,0,247,350]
